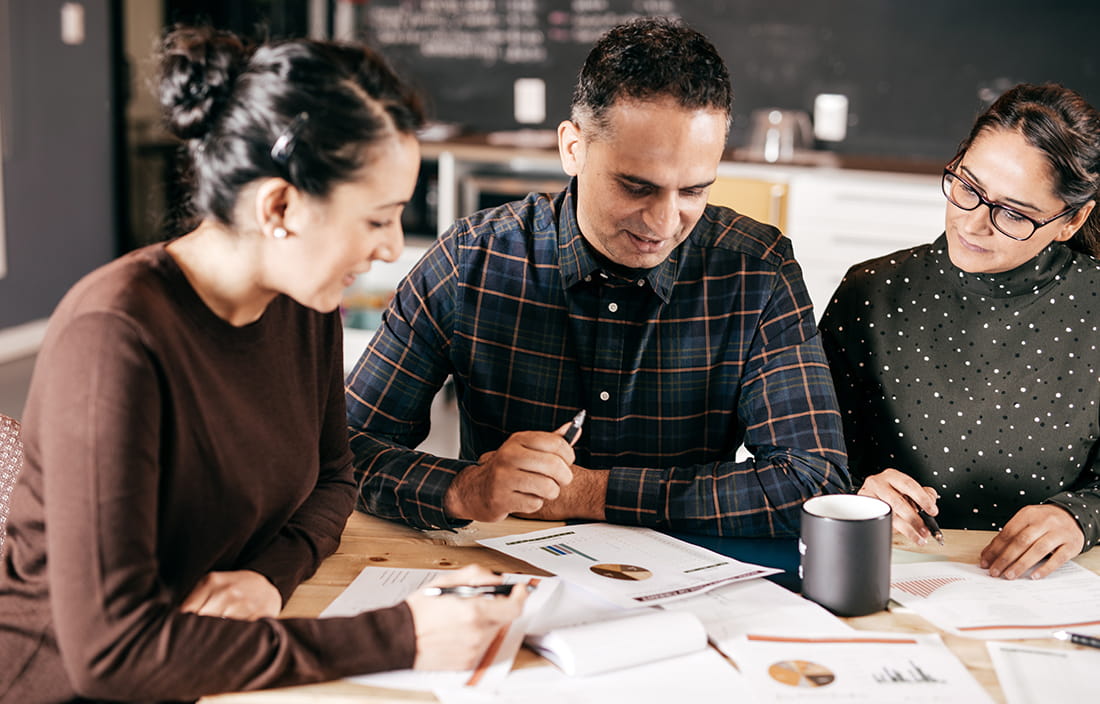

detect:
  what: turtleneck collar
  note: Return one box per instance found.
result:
[928,233,1075,299]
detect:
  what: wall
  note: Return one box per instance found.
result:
[355,0,1100,162]
[0,0,117,337]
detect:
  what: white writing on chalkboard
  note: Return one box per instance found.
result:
[363,0,681,66]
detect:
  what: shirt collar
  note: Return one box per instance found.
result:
[929,232,1075,298]
[555,178,680,303]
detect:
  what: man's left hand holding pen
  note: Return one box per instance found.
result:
[442,409,608,523]
[405,565,529,670]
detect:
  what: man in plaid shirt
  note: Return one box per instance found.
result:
[346,17,849,537]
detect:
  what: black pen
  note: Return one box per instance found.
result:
[905,496,944,545]
[916,507,944,545]
[561,409,587,446]
[1054,631,1100,649]
[421,583,534,598]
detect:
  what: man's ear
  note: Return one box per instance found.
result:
[254,178,293,237]
[558,119,585,177]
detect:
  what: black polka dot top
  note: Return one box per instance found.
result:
[819,233,1100,548]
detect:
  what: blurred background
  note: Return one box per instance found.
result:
[1,0,1099,420]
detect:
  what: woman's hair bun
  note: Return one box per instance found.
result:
[158,26,249,140]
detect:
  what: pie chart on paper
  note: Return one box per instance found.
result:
[589,563,654,581]
[767,660,836,687]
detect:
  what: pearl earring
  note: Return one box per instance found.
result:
[273,226,288,239]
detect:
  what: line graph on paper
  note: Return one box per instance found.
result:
[892,576,966,599]
[872,659,945,684]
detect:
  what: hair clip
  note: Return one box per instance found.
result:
[270,112,310,166]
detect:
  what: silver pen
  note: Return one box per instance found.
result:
[562,409,587,446]
[421,583,534,598]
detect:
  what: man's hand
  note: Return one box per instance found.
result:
[980,504,1085,580]
[514,464,608,521]
[179,570,282,620]
[444,430,575,522]
[858,468,940,545]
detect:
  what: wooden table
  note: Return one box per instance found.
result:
[204,512,1100,703]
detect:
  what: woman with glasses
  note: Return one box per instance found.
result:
[819,83,1100,581]
[0,27,525,702]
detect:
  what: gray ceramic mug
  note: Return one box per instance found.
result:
[799,495,892,617]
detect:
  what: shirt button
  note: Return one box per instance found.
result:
[584,275,592,282]
[636,279,645,287]
[607,302,618,313]
[599,391,610,401]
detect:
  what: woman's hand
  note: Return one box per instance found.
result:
[858,468,940,545]
[406,565,528,671]
[980,504,1085,580]
[179,570,282,620]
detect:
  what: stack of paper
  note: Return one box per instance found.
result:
[319,567,554,690]
[477,523,852,680]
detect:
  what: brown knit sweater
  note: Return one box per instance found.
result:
[0,244,415,703]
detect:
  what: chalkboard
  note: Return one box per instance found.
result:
[354,0,1100,162]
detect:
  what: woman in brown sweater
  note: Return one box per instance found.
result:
[0,27,524,702]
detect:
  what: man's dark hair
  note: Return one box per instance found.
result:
[570,16,732,136]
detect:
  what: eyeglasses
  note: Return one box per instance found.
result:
[941,167,1076,241]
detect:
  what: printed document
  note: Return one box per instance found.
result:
[477,522,779,608]
[726,632,993,703]
[890,559,1100,638]
[320,566,554,689]
[987,642,1100,704]
[521,572,849,676]
[522,579,706,676]
[434,648,744,704]
[662,577,853,652]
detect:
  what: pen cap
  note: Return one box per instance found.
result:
[799,495,892,617]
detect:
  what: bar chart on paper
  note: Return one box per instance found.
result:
[540,543,597,560]
[892,576,966,599]
[890,560,1100,638]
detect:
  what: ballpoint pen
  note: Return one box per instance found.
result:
[916,507,944,546]
[906,496,944,545]
[1054,631,1100,650]
[421,583,535,598]
[561,409,587,446]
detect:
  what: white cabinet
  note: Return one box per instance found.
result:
[342,240,432,374]
[785,170,945,318]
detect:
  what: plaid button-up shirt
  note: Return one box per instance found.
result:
[347,181,848,536]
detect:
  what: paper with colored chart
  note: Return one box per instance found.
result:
[726,632,993,703]
[320,566,556,689]
[889,560,1100,639]
[477,522,780,609]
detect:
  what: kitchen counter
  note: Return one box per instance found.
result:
[418,131,944,176]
